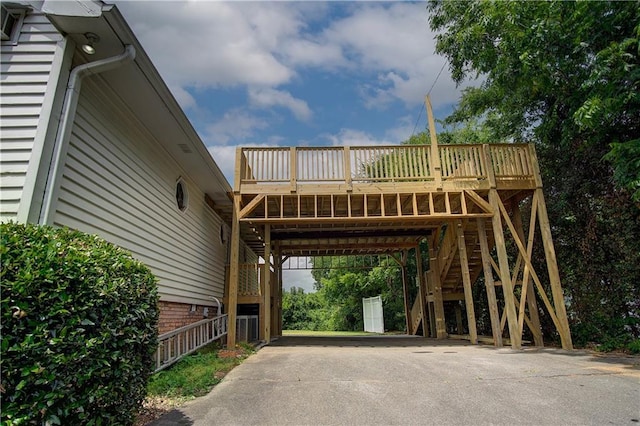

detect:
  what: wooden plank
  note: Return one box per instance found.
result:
[263,225,271,343]
[238,194,265,219]
[464,190,493,214]
[477,219,503,347]
[290,147,297,192]
[460,191,468,215]
[455,220,478,344]
[426,95,442,187]
[400,251,412,334]
[513,198,543,346]
[414,246,429,337]
[535,188,573,350]
[227,195,242,347]
[495,193,565,342]
[428,240,447,339]
[489,190,521,349]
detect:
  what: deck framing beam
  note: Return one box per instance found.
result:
[224,143,572,350]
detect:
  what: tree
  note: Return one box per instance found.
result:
[427,0,640,349]
[312,256,411,332]
[428,0,639,196]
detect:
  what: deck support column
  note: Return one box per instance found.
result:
[414,245,429,337]
[263,225,271,343]
[428,235,447,339]
[526,144,572,350]
[455,220,478,344]
[536,189,573,350]
[227,193,242,348]
[400,250,412,334]
[272,247,282,338]
[512,202,544,347]
[477,218,503,347]
[489,190,521,349]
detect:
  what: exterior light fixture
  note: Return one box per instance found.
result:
[81,32,99,55]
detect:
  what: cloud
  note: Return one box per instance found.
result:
[248,88,312,122]
[320,3,457,108]
[115,1,460,110]
[207,145,237,185]
[115,1,299,88]
[168,85,197,110]
[325,128,394,147]
[282,269,317,293]
[207,141,284,185]
[205,109,268,145]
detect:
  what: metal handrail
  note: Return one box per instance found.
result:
[154,314,228,372]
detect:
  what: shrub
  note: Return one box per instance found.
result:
[1,222,159,425]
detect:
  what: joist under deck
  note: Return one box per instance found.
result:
[225,143,573,351]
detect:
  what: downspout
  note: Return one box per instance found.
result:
[210,296,222,315]
[40,44,136,224]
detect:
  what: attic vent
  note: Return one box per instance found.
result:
[177,143,192,154]
[1,5,25,44]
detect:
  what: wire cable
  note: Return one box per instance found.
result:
[427,61,447,96]
[411,60,448,138]
[410,101,426,138]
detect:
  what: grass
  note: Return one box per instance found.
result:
[282,330,380,337]
[136,342,255,425]
[147,342,254,399]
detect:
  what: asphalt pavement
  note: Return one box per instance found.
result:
[150,335,640,425]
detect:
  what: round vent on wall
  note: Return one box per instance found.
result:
[176,178,189,212]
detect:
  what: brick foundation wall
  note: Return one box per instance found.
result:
[157,301,220,335]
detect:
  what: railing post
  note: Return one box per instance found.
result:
[426,95,442,188]
[290,147,297,193]
[344,146,352,190]
[483,144,496,187]
[234,147,244,193]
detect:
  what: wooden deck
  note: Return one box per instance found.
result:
[226,143,573,352]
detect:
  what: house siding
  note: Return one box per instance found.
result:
[0,11,66,222]
[53,79,227,305]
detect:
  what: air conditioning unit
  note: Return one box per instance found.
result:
[236,315,259,342]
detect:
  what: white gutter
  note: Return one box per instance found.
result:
[40,45,136,225]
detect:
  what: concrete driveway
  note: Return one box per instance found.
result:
[151,336,640,425]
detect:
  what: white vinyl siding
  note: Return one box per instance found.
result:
[0,12,62,221]
[53,80,227,304]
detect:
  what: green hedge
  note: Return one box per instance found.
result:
[1,223,159,425]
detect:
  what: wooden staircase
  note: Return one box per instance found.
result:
[409,220,495,335]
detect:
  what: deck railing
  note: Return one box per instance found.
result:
[154,314,228,372]
[238,263,261,296]
[238,144,535,188]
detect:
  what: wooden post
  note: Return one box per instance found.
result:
[427,275,436,338]
[425,95,442,188]
[477,218,503,347]
[428,239,447,339]
[536,189,573,350]
[290,147,297,192]
[400,250,412,334]
[489,190,521,349]
[263,225,271,343]
[344,146,352,190]
[529,144,572,350]
[273,248,283,336]
[227,194,242,348]
[512,202,544,346]
[414,246,429,337]
[455,220,478,344]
